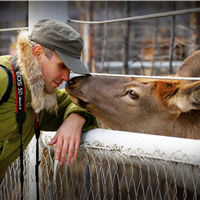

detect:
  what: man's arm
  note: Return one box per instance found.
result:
[48,112,86,165]
[0,68,9,101]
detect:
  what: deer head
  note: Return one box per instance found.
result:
[66,51,200,139]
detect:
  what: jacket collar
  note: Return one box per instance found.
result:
[16,31,58,114]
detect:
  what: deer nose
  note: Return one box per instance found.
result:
[65,79,76,87]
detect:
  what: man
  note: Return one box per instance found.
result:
[0,18,98,182]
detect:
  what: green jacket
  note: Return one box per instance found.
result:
[0,55,98,181]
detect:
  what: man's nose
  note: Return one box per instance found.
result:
[61,71,70,82]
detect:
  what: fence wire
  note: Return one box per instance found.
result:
[0,149,30,200]
[1,131,199,200]
[40,131,200,200]
[1,8,199,32]
[68,7,200,24]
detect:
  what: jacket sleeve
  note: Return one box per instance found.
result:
[0,68,9,101]
[40,88,98,132]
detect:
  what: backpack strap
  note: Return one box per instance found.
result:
[0,65,13,106]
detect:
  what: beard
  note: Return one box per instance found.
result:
[43,90,58,115]
[44,84,55,94]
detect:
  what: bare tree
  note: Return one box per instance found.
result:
[189,1,200,54]
[101,1,108,73]
[169,1,175,74]
[150,18,159,76]
[87,1,96,72]
[80,1,85,64]
[122,1,130,75]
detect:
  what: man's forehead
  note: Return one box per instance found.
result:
[55,53,68,68]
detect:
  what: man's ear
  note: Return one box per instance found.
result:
[33,44,43,60]
[166,81,200,113]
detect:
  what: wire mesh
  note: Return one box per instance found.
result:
[39,131,200,200]
[0,149,30,200]
[1,130,199,200]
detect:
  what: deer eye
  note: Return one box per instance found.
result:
[128,90,139,100]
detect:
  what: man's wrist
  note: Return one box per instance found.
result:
[68,113,86,127]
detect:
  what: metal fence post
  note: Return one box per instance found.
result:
[28,2,68,199]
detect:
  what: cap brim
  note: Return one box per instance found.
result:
[55,50,90,75]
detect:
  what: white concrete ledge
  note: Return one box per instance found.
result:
[41,128,200,194]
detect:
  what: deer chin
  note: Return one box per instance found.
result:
[77,98,89,109]
[68,94,89,109]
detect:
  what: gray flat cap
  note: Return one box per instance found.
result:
[29,18,90,75]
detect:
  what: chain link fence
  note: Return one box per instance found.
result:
[1,129,200,200]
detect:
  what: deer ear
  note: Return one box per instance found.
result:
[176,51,200,78]
[167,81,200,113]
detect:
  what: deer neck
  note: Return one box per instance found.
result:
[174,110,200,139]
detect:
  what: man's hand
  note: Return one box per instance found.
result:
[48,113,86,165]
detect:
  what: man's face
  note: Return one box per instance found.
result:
[38,51,70,93]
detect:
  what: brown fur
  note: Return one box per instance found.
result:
[66,51,200,139]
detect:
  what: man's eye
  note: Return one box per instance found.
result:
[128,90,139,100]
[60,64,66,69]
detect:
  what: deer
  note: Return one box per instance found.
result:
[65,51,200,139]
